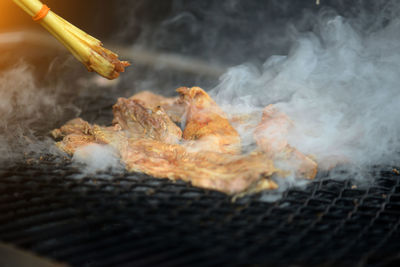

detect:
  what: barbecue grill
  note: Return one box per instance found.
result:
[1,89,400,266]
[1,151,400,266]
[1,1,400,266]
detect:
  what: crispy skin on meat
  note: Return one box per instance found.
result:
[51,118,92,139]
[130,91,185,123]
[112,98,182,144]
[178,87,241,154]
[254,104,318,179]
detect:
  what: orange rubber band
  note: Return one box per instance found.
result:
[32,5,50,22]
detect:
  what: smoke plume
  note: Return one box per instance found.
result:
[123,0,400,185]
[0,61,80,165]
[211,5,400,179]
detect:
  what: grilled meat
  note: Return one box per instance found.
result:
[178,87,241,154]
[121,140,277,195]
[112,98,182,144]
[130,91,185,123]
[254,104,317,179]
[92,124,128,148]
[55,134,96,155]
[254,105,292,156]
[55,122,277,194]
[52,118,95,155]
[53,87,318,195]
[282,146,318,180]
[91,126,278,194]
[51,118,92,139]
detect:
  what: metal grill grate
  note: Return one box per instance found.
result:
[0,158,399,266]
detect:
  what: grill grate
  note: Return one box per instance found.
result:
[0,158,399,266]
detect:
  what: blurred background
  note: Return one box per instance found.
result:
[0,0,385,87]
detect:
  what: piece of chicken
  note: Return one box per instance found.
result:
[55,134,96,155]
[122,140,277,195]
[92,124,128,148]
[51,118,92,139]
[54,95,184,155]
[55,123,278,195]
[90,126,278,195]
[51,118,95,155]
[178,87,241,154]
[53,90,326,195]
[55,123,125,156]
[254,105,292,156]
[254,104,318,179]
[112,98,182,144]
[130,91,185,123]
[52,119,278,195]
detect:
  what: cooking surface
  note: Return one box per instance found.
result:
[2,1,400,266]
[0,49,398,266]
[0,95,399,267]
[0,157,399,266]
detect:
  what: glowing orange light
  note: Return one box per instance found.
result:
[0,1,32,32]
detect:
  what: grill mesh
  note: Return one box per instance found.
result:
[0,158,399,266]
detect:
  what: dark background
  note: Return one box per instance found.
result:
[1,0,394,104]
[2,0,390,67]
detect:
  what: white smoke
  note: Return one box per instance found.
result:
[211,8,400,180]
[113,1,400,191]
[72,144,124,177]
[0,62,79,165]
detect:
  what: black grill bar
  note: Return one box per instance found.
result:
[0,158,400,266]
